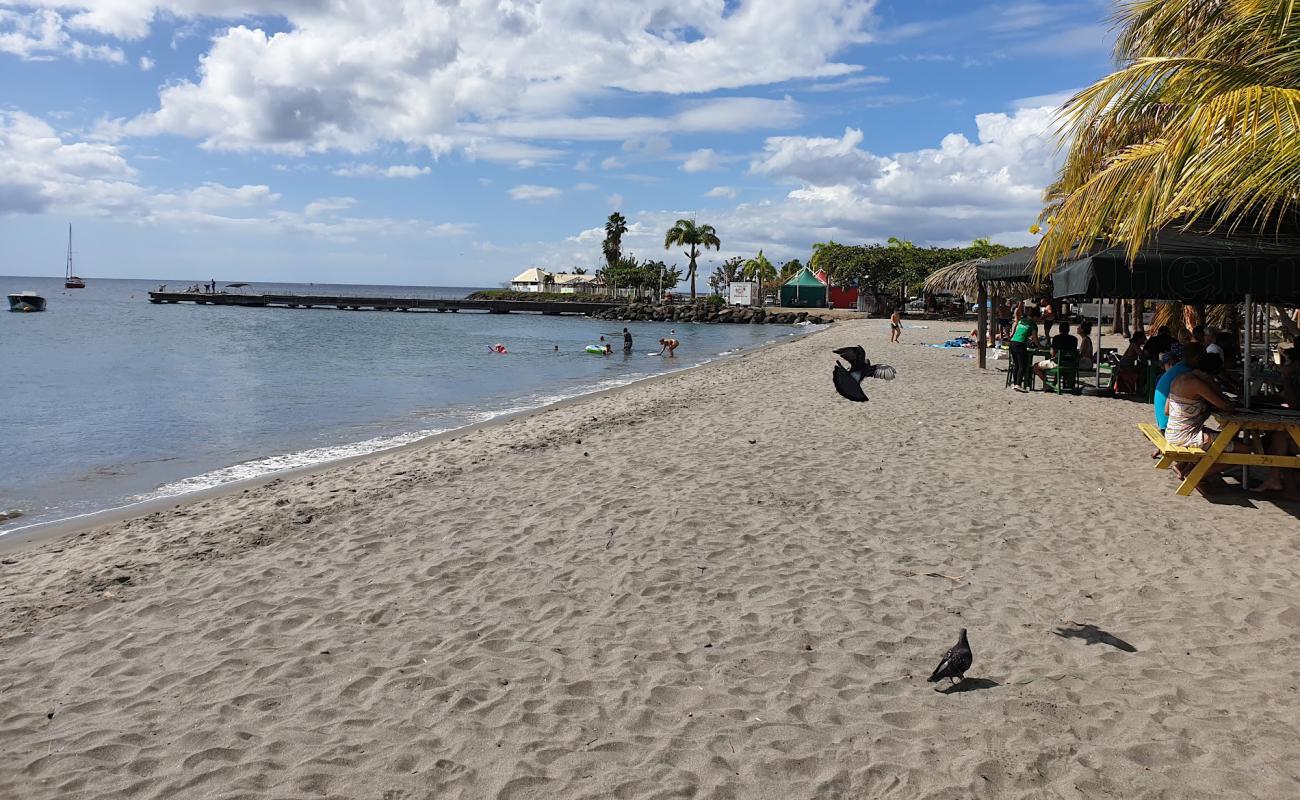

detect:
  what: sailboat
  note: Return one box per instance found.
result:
[64,224,85,289]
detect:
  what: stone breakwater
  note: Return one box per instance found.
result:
[590,300,835,325]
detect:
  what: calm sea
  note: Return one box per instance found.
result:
[1,276,810,532]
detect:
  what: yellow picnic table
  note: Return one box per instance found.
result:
[1139,409,1300,496]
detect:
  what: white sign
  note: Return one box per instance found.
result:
[728,282,756,306]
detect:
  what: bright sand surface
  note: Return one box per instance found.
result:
[3,319,1300,799]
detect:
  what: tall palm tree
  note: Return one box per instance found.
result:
[663,218,721,300]
[743,251,777,303]
[1038,0,1300,273]
[603,212,628,271]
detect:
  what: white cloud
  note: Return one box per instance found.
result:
[304,196,357,216]
[750,127,884,184]
[138,54,154,70]
[94,0,851,154]
[705,186,737,199]
[0,111,140,215]
[606,193,624,209]
[682,148,722,173]
[0,111,472,242]
[332,163,431,178]
[573,182,598,191]
[0,8,124,62]
[600,156,624,170]
[508,184,562,202]
[521,104,1059,271]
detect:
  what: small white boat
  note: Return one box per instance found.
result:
[8,291,47,312]
[64,224,85,289]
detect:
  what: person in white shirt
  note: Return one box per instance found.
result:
[1204,326,1224,357]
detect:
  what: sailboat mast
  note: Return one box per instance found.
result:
[66,224,73,280]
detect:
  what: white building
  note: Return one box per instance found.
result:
[551,273,604,294]
[510,267,552,293]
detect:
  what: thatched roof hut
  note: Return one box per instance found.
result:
[924,257,1044,300]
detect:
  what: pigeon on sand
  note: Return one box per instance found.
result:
[928,628,973,687]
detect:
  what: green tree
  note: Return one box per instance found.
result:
[1039,0,1300,270]
[603,212,628,271]
[573,267,588,275]
[663,218,721,300]
[779,258,803,282]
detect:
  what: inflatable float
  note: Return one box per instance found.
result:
[488,343,507,354]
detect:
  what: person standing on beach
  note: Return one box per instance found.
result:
[1008,307,1039,390]
[622,327,633,353]
[889,308,902,343]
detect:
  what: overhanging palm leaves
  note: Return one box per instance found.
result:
[664,218,721,300]
[1039,0,1300,274]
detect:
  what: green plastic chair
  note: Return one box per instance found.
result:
[1042,349,1081,394]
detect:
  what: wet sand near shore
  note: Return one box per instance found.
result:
[2,319,1299,799]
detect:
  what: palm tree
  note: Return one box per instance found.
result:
[663,218,721,300]
[573,267,588,275]
[603,212,627,271]
[743,250,777,303]
[1038,0,1300,272]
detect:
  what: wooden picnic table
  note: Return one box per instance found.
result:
[1172,409,1300,496]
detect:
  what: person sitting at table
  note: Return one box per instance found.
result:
[1281,344,1300,409]
[1113,330,1147,393]
[1194,325,1226,357]
[1033,321,1078,387]
[1144,325,1176,361]
[1165,345,1249,484]
[1153,343,1189,433]
[1076,319,1096,370]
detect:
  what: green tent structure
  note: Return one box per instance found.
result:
[779,266,827,308]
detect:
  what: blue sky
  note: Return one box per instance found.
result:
[1,0,1115,287]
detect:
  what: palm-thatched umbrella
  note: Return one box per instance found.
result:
[924,258,985,300]
[926,257,1047,369]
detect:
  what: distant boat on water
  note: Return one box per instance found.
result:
[64,224,85,289]
[8,291,47,312]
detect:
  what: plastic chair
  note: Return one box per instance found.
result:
[1042,350,1081,394]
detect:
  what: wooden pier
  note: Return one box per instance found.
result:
[147,291,615,315]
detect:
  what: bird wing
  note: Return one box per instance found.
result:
[832,345,867,372]
[871,364,897,381]
[832,363,869,402]
[928,645,961,682]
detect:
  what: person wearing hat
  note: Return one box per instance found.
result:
[1153,342,1190,433]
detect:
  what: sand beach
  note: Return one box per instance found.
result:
[3,319,1299,799]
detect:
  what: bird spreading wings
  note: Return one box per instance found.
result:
[928,628,973,686]
[832,345,897,402]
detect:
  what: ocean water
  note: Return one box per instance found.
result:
[1,276,810,532]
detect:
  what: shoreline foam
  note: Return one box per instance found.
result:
[0,326,822,550]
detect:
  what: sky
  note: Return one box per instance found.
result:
[0,0,1117,287]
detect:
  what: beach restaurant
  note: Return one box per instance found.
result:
[964,226,1300,496]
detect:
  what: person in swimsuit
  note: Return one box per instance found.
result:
[658,338,679,357]
[1164,344,1287,491]
[889,309,902,343]
[622,327,633,353]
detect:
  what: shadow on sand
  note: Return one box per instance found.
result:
[1053,623,1138,653]
[936,678,1000,694]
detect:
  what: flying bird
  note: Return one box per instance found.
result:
[928,628,973,687]
[832,345,896,402]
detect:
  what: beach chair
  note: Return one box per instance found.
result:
[1042,350,1081,394]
